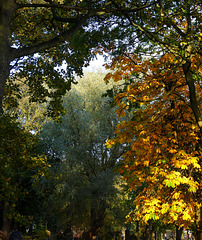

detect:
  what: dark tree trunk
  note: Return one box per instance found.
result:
[2,205,11,239]
[196,207,202,240]
[183,61,202,134]
[125,229,130,240]
[183,61,202,240]
[176,227,183,240]
[0,1,16,235]
[0,0,17,114]
[142,221,151,240]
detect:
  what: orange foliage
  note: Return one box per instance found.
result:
[106,52,202,228]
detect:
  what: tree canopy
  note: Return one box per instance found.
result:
[36,71,128,239]
[104,1,202,236]
[1,0,154,116]
[0,0,201,239]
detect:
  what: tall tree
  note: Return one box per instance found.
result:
[1,0,201,238]
[101,1,201,239]
[105,51,201,239]
[37,71,127,240]
[1,0,201,122]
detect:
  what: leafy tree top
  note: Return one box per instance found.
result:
[2,0,201,117]
[105,50,201,228]
[1,0,155,115]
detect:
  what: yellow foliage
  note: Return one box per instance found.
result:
[105,51,202,227]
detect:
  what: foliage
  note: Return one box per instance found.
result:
[1,0,201,237]
[100,0,202,234]
[23,227,51,240]
[4,78,48,134]
[35,71,128,239]
[0,114,50,228]
[5,0,201,116]
[1,0,154,115]
[105,50,202,229]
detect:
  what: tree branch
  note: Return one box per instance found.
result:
[43,0,78,23]
[183,61,202,133]
[16,2,158,13]
[163,17,186,37]
[110,0,170,48]
[10,14,89,60]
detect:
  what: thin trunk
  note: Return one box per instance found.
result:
[2,205,11,239]
[183,61,202,135]
[176,227,183,240]
[125,229,130,240]
[89,189,106,240]
[196,206,202,240]
[142,221,151,240]
[183,61,202,240]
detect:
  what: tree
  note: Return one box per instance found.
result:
[1,0,201,238]
[105,51,201,239]
[0,0,153,115]
[0,115,50,238]
[4,77,48,134]
[99,0,201,239]
[37,71,128,240]
[1,0,201,141]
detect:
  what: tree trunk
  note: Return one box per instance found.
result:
[183,61,202,240]
[1,205,11,239]
[0,1,16,234]
[183,61,202,135]
[142,222,151,240]
[196,206,202,240]
[0,0,17,114]
[176,227,183,240]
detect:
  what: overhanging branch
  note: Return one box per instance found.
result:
[10,14,89,60]
[16,1,157,13]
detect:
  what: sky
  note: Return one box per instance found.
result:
[83,54,106,72]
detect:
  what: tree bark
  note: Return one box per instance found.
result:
[183,61,202,240]
[142,222,151,240]
[176,227,183,240]
[0,0,90,114]
[11,14,89,61]
[0,0,17,114]
[2,205,11,239]
[196,206,202,240]
[183,61,202,134]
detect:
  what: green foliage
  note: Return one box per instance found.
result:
[0,114,50,227]
[4,77,48,134]
[35,71,129,238]
[1,0,201,237]
[1,0,201,117]
[23,227,51,240]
